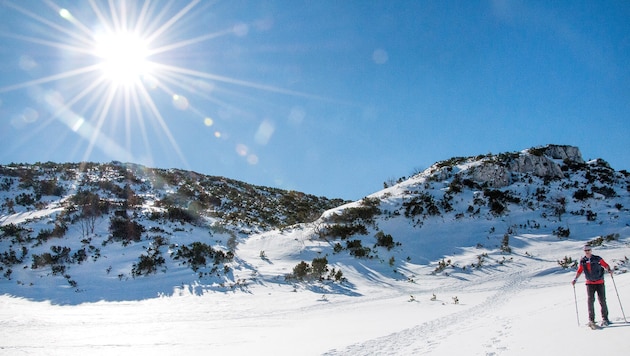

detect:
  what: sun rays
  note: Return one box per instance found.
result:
[0,0,320,169]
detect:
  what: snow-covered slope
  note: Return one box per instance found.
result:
[1,144,630,354]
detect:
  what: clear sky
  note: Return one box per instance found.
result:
[1,1,629,200]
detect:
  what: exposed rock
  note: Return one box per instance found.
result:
[507,154,563,179]
[541,145,584,163]
[468,164,511,188]
[464,145,583,188]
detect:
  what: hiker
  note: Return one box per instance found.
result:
[571,245,613,327]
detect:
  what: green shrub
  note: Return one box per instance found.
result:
[132,250,165,277]
[31,246,72,269]
[109,216,144,243]
[557,256,577,269]
[501,234,511,253]
[292,261,311,280]
[592,185,617,198]
[375,231,395,250]
[37,179,64,197]
[403,193,440,217]
[166,206,200,224]
[171,242,233,272]
[311,256,328,278]
[327,203,380,225]
[573,189,592,201]
[288,257,342,282]
[587,233,619,247]
[323,223,368,239]
[347,240,371,258]
[0,223,25,239]
[553,226,570,238]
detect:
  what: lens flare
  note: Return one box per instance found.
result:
[0,0,328,169]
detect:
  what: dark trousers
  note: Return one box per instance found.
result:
[586,283,609,322]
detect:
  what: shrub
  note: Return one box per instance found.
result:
[37,179,64,197]
[132,250,165,277]
[37,223,68,241]
[500,234,511,253]
[403,192,441,217]
[171,242,233,272]
[587,233,619,247]
[327,201,380,225]
[0,247,25,266]
[109,216,144,244]
[292,261,311,280]
[72,248,88,264]
[528,146,546,156]
[434,258,452,273]
[553,226,570,238]
[0,223,25,239]
[573,189,592,201]
[592,185,617,198]
[323,223,368,239]
[484,189,520,216]
[15,193,36,206]
[31,246,72,269]
[558,256,577,269]
[311,256,328,278]
[166,206,200,224]
[489,201,505,215]
[346,240,371,258]
[375,231,395,250]
[288,257,341,282]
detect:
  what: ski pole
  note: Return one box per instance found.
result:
[610,273,628,323]
[573,284,580,326]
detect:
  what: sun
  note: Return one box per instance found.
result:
[0,1,321,169]
[93,31,152,87]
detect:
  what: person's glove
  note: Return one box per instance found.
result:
[571,279,576,286]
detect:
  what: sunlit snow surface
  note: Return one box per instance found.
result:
[1,157,630,354]
[2,225,629,355]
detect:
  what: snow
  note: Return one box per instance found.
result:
[2,229,629,355]
[1,156,629,355]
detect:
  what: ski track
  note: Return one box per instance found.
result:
[323,270,529,355]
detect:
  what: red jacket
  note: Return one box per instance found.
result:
[576,255,610,284]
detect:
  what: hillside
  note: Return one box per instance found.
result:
[0,162,348,302]
[1,144,629,304]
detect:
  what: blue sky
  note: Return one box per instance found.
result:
[1,1,629,200]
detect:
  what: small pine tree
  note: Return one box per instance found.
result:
[311,256,328,278]
[501,234,511,253]
[292,261,311,280]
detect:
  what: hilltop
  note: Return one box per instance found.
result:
[0,144,629,304]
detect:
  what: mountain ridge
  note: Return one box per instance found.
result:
[1,144,629,303]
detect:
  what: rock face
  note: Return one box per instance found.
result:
[507,154,564,179]
[541,145,584,163]
[465,145,584,188]
[469,164,511,188]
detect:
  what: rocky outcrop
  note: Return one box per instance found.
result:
[540,145,584,163]
[507,154,563,179]
[468,164,511,188]
[463,145,583,188]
